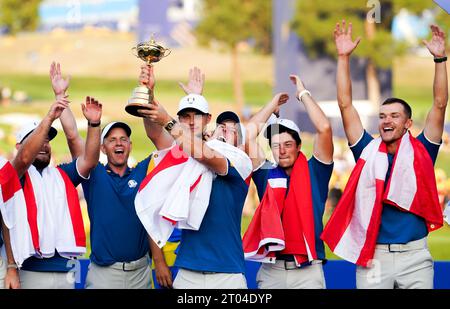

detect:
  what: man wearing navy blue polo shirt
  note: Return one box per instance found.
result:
[244,74,334,289]
[329,21,447,288]
[140,66,253,289]
[81,120,166,289]
[11,95,102,289]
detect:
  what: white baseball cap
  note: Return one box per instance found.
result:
[177,94,209,115]
[16,120,58,144]
[264,118,301,139]
[101,121,132,144]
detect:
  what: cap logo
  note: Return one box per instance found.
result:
[187,97,195,104]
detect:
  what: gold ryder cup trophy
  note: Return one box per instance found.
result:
[125,37,171,117]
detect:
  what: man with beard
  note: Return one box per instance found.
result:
[321,21,447,289]
[11,94,102,289]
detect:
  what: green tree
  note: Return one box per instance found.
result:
[195,0,272,113]
[0,0,42,34]
[291,0,448,106]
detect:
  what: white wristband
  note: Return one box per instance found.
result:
[298,90,311,102]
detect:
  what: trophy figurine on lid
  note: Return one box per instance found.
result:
[125,36,171,117]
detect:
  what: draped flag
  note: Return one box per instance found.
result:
[243,152,317,266]
[136,140,252,248]
[0,157,33,267]
[21,165,86,260]
[321,132,443,267]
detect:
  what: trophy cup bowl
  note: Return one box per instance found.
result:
[125,39,171,117]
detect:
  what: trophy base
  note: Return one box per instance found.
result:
[125,103,152,117]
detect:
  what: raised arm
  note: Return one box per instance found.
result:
[12,98,69,178]
[147,100,228,175]
[138,64,174,150]
[246,93,289,140]
[423,25,448,143]
[50,62,84,158]
[335,20,364,145]
[76,96,102,178]
[245,93,289,169]
[290,75,333,163]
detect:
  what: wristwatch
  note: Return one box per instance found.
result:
[88,121,101,127]
[164,119,177,132]
[434,56,447,63]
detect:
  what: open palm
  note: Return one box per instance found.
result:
[423,25,446,58]
[334,20,361,56]
[50,62,70,96]
[82,96,102,123]
[179,66,204,95]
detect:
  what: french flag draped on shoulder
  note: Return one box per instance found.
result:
[136,139,252,248]
[0,157,34,267]
[243,152,317,266]
[321,132,443,267]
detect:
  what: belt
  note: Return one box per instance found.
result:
[109,256,149,272]
[185,269,218,275]
[272,259,322,270]
[375,237,428,253]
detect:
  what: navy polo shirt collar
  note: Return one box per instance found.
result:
[105,164,132,177]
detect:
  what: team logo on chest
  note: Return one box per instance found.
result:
[128,179,138,188]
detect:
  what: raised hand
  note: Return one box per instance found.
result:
[334,20,361,57]
[47,97,70,121]
[270,92,289,117]
[49,62,71,97]
[423,25,447,58]
[210,124,226,142]
[139,64,155,91]
[178,66,205,95]
[81,96,102,124]
[139,100,171,126]
[289,74,307,92]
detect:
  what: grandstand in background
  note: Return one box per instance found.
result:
[39,0,200,47]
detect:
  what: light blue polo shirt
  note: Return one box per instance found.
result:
[174,161,249,273]
[82,157,151,266]
[20,159,85,272]
[252,157,334,260]
[350,130,441,244]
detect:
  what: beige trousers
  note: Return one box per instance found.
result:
[19,270,75,289]
[85,256,151,289]
[173,268,248,289]
[0,256,5,289]
[356,237,433,289]
[256,260,326,289]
